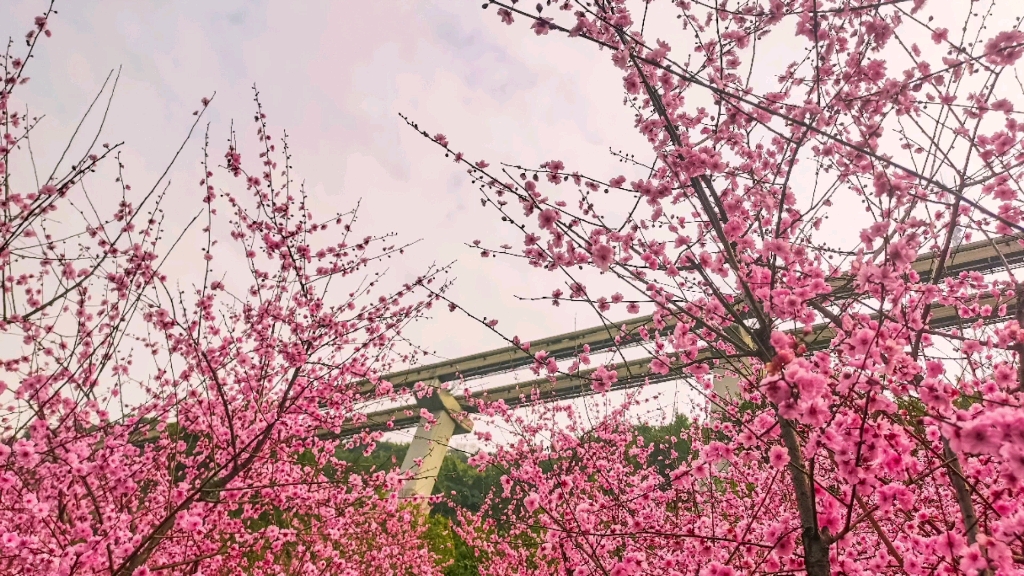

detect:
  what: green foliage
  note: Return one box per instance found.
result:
[334,441,492,574]
[420,515,484,576]
[334,440,503,516]
[327,415,701,574]
[432,449,505,520]
[335,440,408,474]
[631,412,694,476]
[420,514,456,568]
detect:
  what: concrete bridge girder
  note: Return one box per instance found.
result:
[398,380,473,498]
[380,237,1024,496]
[397,367,743,497]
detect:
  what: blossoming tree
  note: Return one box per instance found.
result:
[1,5,447,575]
[411,0,1024,574]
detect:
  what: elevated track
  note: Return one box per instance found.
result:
[346,235,1024,434]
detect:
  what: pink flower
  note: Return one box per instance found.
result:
[624,72,642,95]
[994,363,1016,388]
[934,530,966,558]
[649,356,671,375]
[538,208,560,231]
[984,30,1024,66]
[769,330,795,351]
[591,243,614,271]
[931,27,949,44]
[959,544,989,574]
[704,441,733,464]
[176,512,203,532]
[991,98,1014,113]
[887,239,917,266]
[1000,444,1024,478]
[700,562,735,576]
[797,398,830,427]
[768,446,790,469]
[543,159,564,173]
[524,492,540,512]
[876,485,914,513]
[434,133,449,147]
[591,365,618,393]
[959,420,1002,453]
[761,376,792,404]
[12,440,38,467]
[532,17,553,36]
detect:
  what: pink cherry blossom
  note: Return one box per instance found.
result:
[415,0,1024,574]
[591,365,618,393]
[984,30,1024,66]
[768,446,790,469]
[591,242,615,271]
[0,11,443,573]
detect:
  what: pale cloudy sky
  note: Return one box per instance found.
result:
[1,0,660,363]
[6,1,1015,446]
[1,0,694,445]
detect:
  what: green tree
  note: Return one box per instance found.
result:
[333,416,699,574]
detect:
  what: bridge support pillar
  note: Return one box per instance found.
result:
[710,364,750,472]
[399,382,473,499]
[710,330,756,414]
[711,370,743,411]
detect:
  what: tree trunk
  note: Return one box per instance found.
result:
[781,418,831,576]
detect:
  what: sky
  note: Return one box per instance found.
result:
[6,0,1015,449]
[1,0,687,444]
[0,0,660,359]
